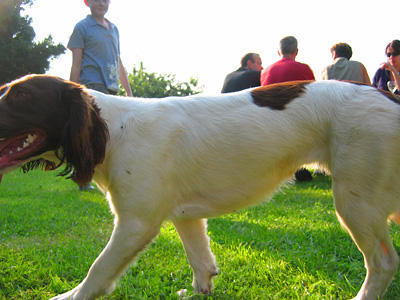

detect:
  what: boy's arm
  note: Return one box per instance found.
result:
[69,48,83,83]
[119,57,133,97]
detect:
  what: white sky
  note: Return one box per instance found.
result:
[25,0,398,94]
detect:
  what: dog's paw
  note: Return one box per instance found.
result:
[193,277,211,294]
[49,280,115,300]
[49,285,91,300]
[177,289,187,299]
[192,269,218,295]
[49,290,76,300]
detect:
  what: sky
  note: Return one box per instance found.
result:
[24,0,399,94]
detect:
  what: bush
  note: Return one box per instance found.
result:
[121,62,203,97]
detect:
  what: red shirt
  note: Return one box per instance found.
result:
[260,58,315,85]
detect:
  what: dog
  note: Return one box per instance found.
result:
[0,74,400,300]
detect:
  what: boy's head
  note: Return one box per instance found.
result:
[84,0,111,5]
[84,0,110,17]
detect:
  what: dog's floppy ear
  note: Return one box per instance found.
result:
[57,82,109,185]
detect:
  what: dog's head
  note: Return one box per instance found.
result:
[0,74,109,185]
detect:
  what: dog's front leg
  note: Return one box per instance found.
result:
[173,218,218,294]
[50,219,161,300]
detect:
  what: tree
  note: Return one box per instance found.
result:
[0,0,65,85]
[122,62,203,97]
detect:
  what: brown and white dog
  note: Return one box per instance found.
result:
[0,74,400,300]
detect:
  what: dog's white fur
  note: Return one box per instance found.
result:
[2,77,400,300]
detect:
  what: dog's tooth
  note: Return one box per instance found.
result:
[17,147,22,152]
[23,142,29,148]
[27,134,36,143]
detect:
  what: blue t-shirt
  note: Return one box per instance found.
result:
[68,15,120,92]
[373,68,391,91]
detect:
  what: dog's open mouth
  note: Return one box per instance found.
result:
[0,130,47,180]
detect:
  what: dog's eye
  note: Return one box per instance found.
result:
[6,89,30,104]
[14,90,31,100]
[17,90,27,97]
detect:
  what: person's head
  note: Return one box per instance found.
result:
[85,0,110,18]
[279,36,298,58]
[386,40,400,70]
[240,53,263,71]
[331,43,352,60]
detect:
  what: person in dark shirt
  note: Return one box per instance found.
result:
[373,40,400,94]
[221,53,262,93]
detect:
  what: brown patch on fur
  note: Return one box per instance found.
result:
[251,81,312,110]
[342,80,372,87]
[378,89,400,104]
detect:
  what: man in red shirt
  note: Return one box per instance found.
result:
[261,36,315,182]
[261,36,315,85]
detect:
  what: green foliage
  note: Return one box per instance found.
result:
[122,62,203,97]
[0,0,65,85]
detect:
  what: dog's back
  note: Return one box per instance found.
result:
[92,81,400,220]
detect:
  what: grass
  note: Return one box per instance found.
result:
[1,169,400,299]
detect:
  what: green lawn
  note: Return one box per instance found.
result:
[1,169,399,299]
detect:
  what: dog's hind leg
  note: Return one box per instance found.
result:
[173,218,218,294]
[332,181,399,300]
[50,218,162,300]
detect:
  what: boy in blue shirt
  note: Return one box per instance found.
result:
[68,0,132,96]
[68,0,132,190]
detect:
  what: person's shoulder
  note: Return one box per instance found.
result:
[298,61,313,72]
[243,69,260,75]
[373,67,386,77]
[225,68,259,80]
[263,59,281,71]
[296,60,311,67]
[324,62,334,70]
[69,16,93,46]
[348,60,363,67]
[74,15,92,29]
[225,68,241,78]
[296,61,315,79]
[80,15,92,24]
[275,58,287,64]
[238,69,260,81]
